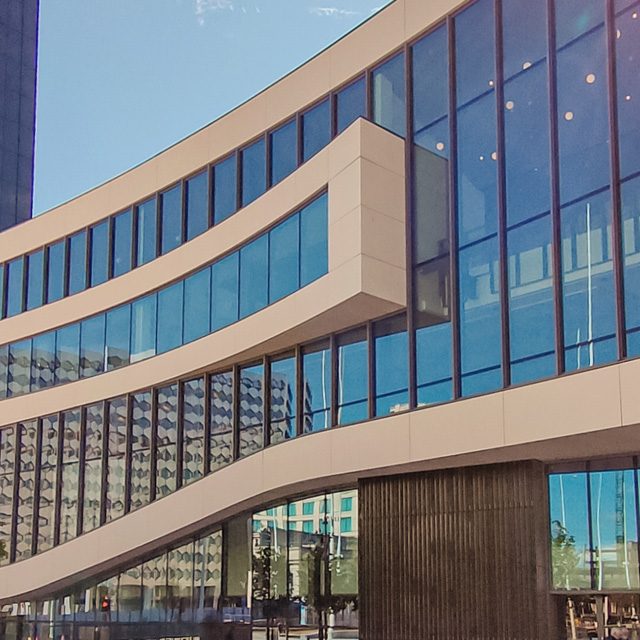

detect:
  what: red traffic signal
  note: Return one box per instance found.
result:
[100,595,111,612]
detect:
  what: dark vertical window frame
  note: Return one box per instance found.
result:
[405,41,417,410]
[266,126,274,190]
[235,151,242,214]
[447,15,462,399]
[295,345,303,437]
[9,424,20,563]
[154,192,162,261]
[330,89,338,139]
[149,389,158,502]
[367,321,375,420]
[53,410,64,547]
[204,371,212,475]
[232,364,240,461]
[176,380,185,491]
[181,177,188,247]
[495,0,511,388]
[124,393,133,515]
[42,245,50,308]
[99,400,109,526]
[30,418,44,557]
[208,165,215,229]
[107,216,115,282]
[330,333,338,427]
[0,262,7,318]
[263,355,271,449]
[76,405,87,537]
[62,235,71,298]
[546,0,565,376]
[606,0,627,360]
[131,200,140,269]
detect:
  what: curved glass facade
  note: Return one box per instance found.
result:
[0,193,328,399]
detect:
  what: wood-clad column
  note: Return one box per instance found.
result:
[359,461,554,640]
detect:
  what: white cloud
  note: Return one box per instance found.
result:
[195,0,235,25]
[309,7,360,17]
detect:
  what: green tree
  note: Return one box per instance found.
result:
[0,539,6,562]
[551,520,580,589]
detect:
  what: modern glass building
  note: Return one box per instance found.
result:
[0,0,38,232]
[0,0,639,638]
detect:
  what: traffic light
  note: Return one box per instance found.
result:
[100,595,110,612]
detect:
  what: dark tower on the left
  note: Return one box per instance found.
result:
[0,0,38,232]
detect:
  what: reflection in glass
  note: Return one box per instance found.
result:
[302,340,331,433]
[302,99,331,162]
[622,177,640,354]
[130,391,152,511]
[186,171,209,240]
[31,331,56,391]
[270,355,296,445]
[83,402,104,533]
[213,154,237,224]
[130,294,157,363]
[239,235,268,318]
[8,339,31,397]
[336,76,366,134]
[372,53,406,137]
[210,371,233,471]
[68,231,87,296]
[211,252,239,331]
[105,397,127,523]
[136,197,157,267]
[80,314,105,379]
[160,184,183,255]
[157,281,184,354]
[46,240,66,303]
[15,421,37,560]
[561,190,616,371]
[156,384,178,498]
[337,328,368,425]
[269,214,299,303]
[183,377,205,485]
[239,364,264,458]
[0,427,16,565]
[184,268,211,344]
[142,553,168,622]
[167,541,194,622]
[6,256,24,317]
[300,193,328,286]
[374,316,408,416]
[37,415,58,553]
[112,209,132,277]
[89,220,109,287]
[59,409,81,544]
[270,119,297,186]
[241,138,266,208]
[26,249,44,311]
[55,324,80,384]
[105,305,130,371]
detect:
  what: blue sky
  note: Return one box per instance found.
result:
[33,0,392,215]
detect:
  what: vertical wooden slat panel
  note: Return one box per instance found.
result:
[359,461,551,640]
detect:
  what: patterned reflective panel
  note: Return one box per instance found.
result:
[209,372,233,472]
[59,409,81,544]
[239,365,264,458]
[156,384,178,499]
[0,346,7,400]
[269,358,296,445]
[31,335,56,390]
[141,553,168,622]
[37,415,59,553]
[193,531,223,617]
[83,403,104,533]
[167,542,194,622]
[8,341,30,397]
[182,378,205,486]
[0,426,16,565]
[130,391,152,511]
[106,397,127,523]
[15,421,37,560]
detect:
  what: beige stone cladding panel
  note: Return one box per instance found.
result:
[0,120,407,425]
[2,359,640,603]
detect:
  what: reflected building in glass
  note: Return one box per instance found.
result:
[0,0,640,638]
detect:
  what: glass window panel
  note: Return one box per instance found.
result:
[270,119,297,186]
[457,93,498,246]
[337,328,368,425]
[142,553,168,622]
[31,331,56,391]
[83,402,104,533]
[183,377,205,485]
[589,470,639,590]
[374,316,408,416]
[37,415,58,553]
[119,564,143,623]
[616,4,640,180]
[160,184,183,255]
[130,391,152,511]
[0,345,6,400]
[300,193,328,286]
[6,256,24,317]
[555,0,605,48]
[213,154,237,224]
[239,235,268,318]
[210,371,234,472]
[167,542,194,622]
[622,177,640,353]
[184,267,211,343]
[193,531,223,621]
[269,214,299,303]
[136,197,157,267]
[130,294,157,363]
[503,0,550,228]
[239,364,264,458]
[46,240,66,303]
[89,220,109,287]
[186,171,209,240]
[556,15,609,206]
[336,76,366,134]
[68,231,87,296]
[26,249,44,310]
[270,355,296,445]
[0,427,16,566]
[105,304,130,371]
[372,53,406,137]
[80,315,105,378]
[302,99,331,162]
[561,190,616,371]
[112,209,132,278]
[211,252,239,330]
[105,397,127,523]
[59,409,81,544]
[55,324,80,384]
[8,339,32,397]
[15,421,37,561]
[157,281,184,354]
[302,340,331,433]
[156,384,178,498]
[416,320,453,406]
[508,215,556,384]
[241,138,266,208]
[455,0,495,106]
[548,473,592,589]
[459,237,502,396]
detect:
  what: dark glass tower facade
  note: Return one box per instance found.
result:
[0,0,38,232]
